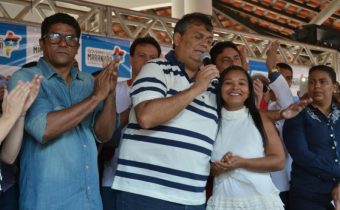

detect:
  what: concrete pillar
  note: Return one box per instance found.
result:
[171,0,185,19]
[184,0,212,16]
[172,0,212,18]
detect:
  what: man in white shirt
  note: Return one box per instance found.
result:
[100,36,161,210]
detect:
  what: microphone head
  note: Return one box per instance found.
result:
[211,77,219,86]
[200,52,211,66]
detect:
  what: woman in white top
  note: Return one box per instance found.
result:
[0,76,41,160]
[0,76,41,192]
[206,65,285,210]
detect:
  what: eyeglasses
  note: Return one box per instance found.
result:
[43,32,79,47]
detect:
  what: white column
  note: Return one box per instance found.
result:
[172,0,212,18]
[171,0,185,19]
[184,0,212,16]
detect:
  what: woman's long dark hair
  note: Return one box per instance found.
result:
[216,65,267,145]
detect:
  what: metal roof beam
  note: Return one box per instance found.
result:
[309,0,340,25]
[242,0,307,23]
[213,1,280,35]
[213,8,257,34]
[14,0,44,20]
[284,0,340,19]
[0,2,10,18]
[0,0,338,72]
[214,1,295,33]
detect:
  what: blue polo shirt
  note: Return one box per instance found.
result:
[283,103,340,193]
[8,58,102,210]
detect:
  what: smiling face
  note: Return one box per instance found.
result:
[40,23,79,69]
[173,23,213,72]
[215,47,242,72]
[221,69,250,111]
[308,69,336,106]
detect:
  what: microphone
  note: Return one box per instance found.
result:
[200,52,219,86]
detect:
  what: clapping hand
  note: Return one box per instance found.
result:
[2,75,43,119]
[2,81,31,119]
[93,59,119,101]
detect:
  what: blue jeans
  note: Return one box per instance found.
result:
[0,183,19,210]
[101,187,116,210]
[289,187,332,210]
[115,191,205,210]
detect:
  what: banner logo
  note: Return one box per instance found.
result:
[85,46,127,67]
[0,31,22,58]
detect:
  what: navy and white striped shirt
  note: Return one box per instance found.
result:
[112,51,218,205]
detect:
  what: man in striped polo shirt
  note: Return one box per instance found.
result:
[113,13,220,210]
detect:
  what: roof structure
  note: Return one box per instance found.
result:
[213,0,340,38]
[0,0,339,76]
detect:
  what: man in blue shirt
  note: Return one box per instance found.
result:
[8,13,118,210]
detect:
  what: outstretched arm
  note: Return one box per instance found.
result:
[238,45,249,71]
[266,40,279,72]
[261,98,312,122]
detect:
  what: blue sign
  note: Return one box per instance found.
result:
[248,59,268,74]
[0,22,26,67]
[81,34,131,79]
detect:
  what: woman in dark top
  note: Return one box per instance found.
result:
[283,65,340,210]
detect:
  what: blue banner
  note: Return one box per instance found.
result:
[81,34,131,79]
[248,59,268,74]
[0,22,27,67]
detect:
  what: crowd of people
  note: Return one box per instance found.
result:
[0,11,339,210]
